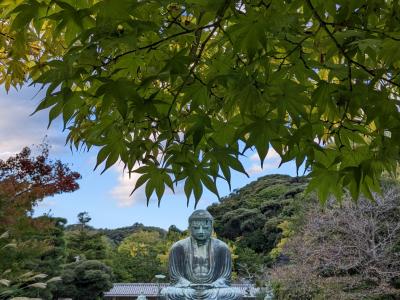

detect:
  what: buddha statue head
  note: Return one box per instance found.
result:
[188,209,213,242]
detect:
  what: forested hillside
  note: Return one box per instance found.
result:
[203,174,311,285]
[208,174,309,258]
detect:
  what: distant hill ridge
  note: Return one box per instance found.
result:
[66,222,167,244]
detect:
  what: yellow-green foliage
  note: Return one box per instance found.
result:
[111,228,186,282]
[118,230,163,257]
[269,220,294,260]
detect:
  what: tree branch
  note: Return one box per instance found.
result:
[105,22,219,66]
[305,0,400,88]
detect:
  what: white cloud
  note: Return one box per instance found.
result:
[109,161,184,207]
[247,148,281,175]
[247,160,281,175]
[247,164,263,175]
[250,148,280,161]
[109,163,147,207]
[0,92,64,160]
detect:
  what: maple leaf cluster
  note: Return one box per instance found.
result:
[0,144,81,228]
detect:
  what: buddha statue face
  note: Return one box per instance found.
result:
[188,210,214,242]
[189,219,213,242]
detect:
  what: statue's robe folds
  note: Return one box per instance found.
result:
[161,237,242,300]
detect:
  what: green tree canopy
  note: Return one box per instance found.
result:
[1,0,400,203]
[77,211,91,229]
[113,230,167,282]
[65,213,108,262]
[53,259,113,300]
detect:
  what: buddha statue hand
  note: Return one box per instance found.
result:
[211,278,228,288]
[189,283,213,290]
[175,278,191,288]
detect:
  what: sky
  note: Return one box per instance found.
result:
[0,85,300,230]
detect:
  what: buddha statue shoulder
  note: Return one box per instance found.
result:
[161,210,242,300]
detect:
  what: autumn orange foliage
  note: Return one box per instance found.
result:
[0,144,81,231]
